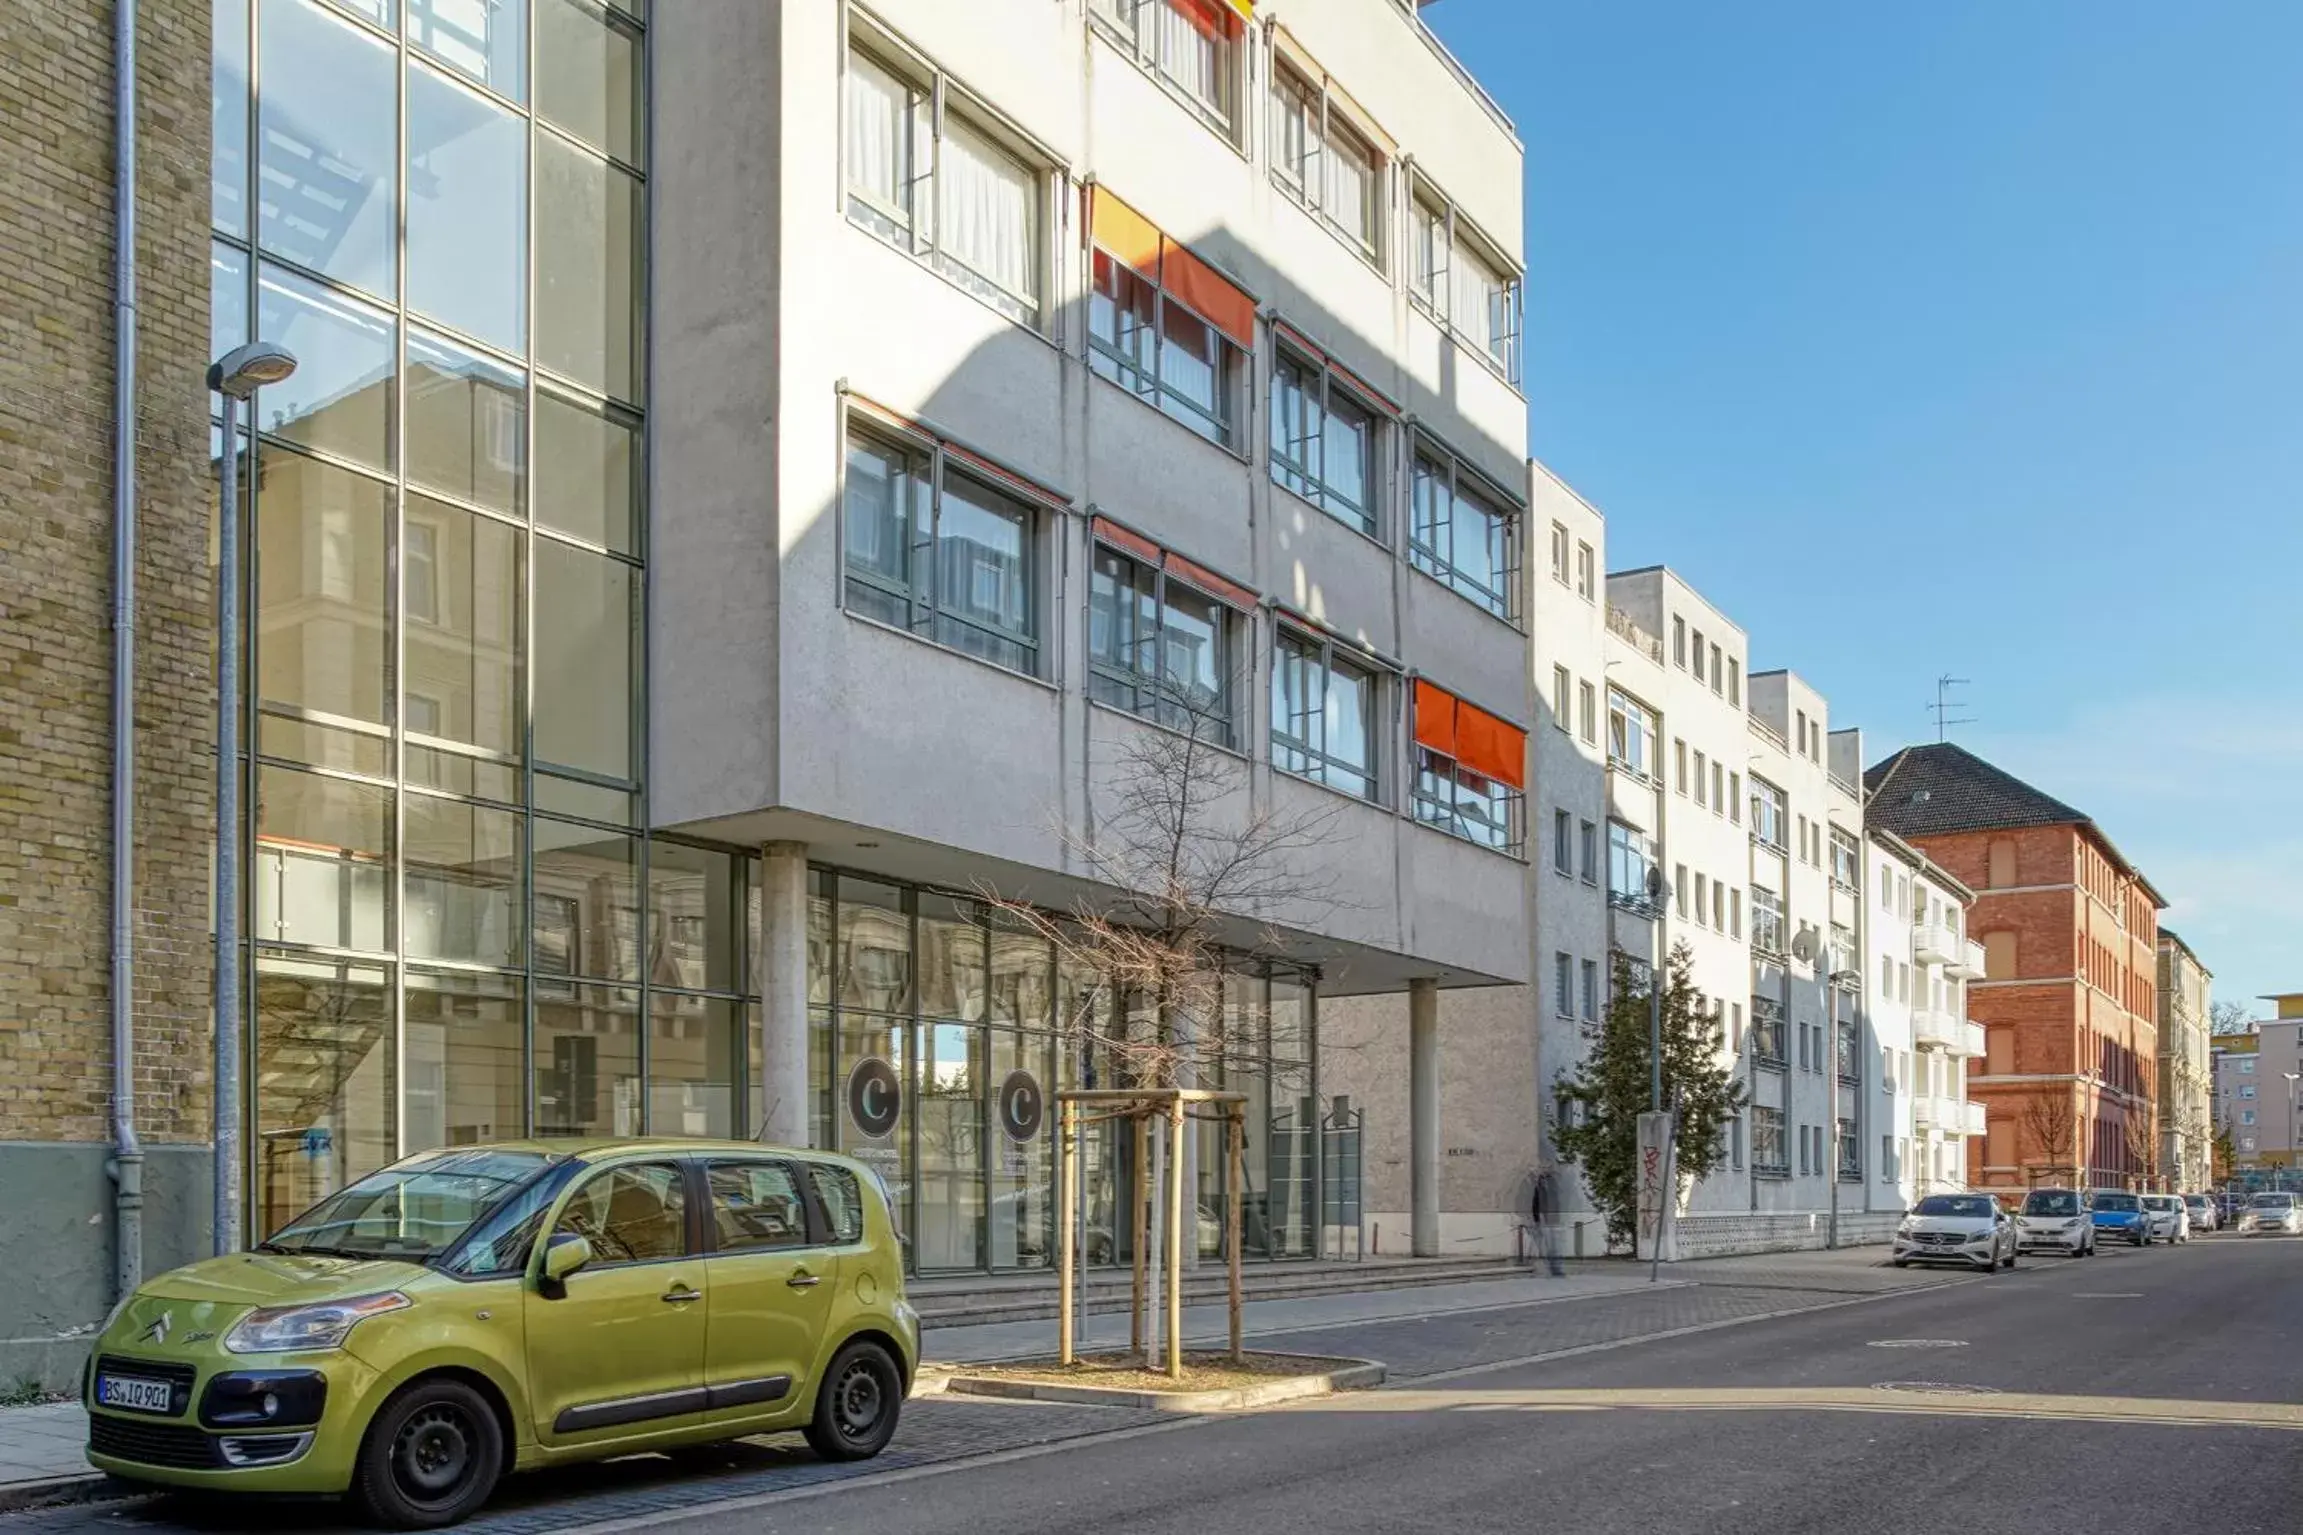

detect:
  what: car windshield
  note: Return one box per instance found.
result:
[2022,1191,2079,1216]
[2144,1196,2176,1210]
[2184,1196,2208,1208]
[2251,1194,2293,1210]
[1913,1195,1995,1219]
[261,1149,558,1263]
[2093,1194,2139,1212]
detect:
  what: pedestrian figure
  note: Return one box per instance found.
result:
[1532,1167,1566,1277]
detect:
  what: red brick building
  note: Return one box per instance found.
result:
[1865,745,2165,1191]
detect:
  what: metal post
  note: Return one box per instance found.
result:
[1167,1100,1185,1381]
[108,0,145,1306]
[1130,1112,1148,1362]
[1227,1105,1244,1364]
[1056,1101,1076,1366]
[213,390,244,1258]
[1648,1102,1677,1285]
[1647,873,1667,1112]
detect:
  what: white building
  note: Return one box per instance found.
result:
[1865,828,1987,1202]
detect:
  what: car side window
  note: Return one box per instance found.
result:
[808,1164,867,1245]
[707,1161,811,1254]
[553,1162,689,1266]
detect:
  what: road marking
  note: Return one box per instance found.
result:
[1867,1339,1967,1349]
[1872,1380,1999,1395]
[2070,1292,2143,1299]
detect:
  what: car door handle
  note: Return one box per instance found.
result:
[662,1286,703,1304]
[786,1271,822,1289]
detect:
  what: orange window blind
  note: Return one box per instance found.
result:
[1089,185,1257,351]
[1415,680,1526,791]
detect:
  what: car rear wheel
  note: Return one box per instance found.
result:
[354,1377,503,1530]
[804,1340,903,1462]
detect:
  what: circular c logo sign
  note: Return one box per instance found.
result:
[846,1057,902,1140]
[999,1069,1044,1144]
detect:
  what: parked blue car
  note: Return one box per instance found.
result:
[2090,1189,2150,1246]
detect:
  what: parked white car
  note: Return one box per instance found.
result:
[2015,1187,2094,1258]
[1893,1192,2019,1272]
[2247,1191,2302,1235]
[2140,1193,2188,1244]
[2183,1193,2218,1233]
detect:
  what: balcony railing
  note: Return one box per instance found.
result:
[1962,1020,1987,1057]
[1914,1096,1989,1138]
[1604,605,1664,665]
[1953,938,1987,980]
[1913,914,1960,965]
[1748,716,1788,753]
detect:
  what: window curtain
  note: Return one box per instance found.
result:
[1451,243,1505,359]
[940,118,1036,300]
[845,51,911,222]
[1152,0,1229,116]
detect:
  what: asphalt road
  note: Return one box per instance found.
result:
[596,1236,2303,1535]
[13,1237,2300,1534]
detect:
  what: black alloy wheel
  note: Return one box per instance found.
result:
[804,1340,903,1462]
[355,1377,504,1530]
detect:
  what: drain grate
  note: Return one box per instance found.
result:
[1872,1381,2001,1396]
[1867,1339,1968,1349]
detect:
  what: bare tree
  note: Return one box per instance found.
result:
[2022,1090,2078,1186]
[2210,999,2251,1035]
[2121,1111,2158,1192]
[983,676,1345,1365]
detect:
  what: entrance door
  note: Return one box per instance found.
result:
[697,1158,839,1427]
[525,1160,707,1446]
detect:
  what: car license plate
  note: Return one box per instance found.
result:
[96,1375,174,1415]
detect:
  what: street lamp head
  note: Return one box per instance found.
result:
[206,341,297,399]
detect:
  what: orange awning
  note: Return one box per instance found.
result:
[1413,679,1457,759]
[1091,185,1257,351]
[1417,680,1526,791]
[1090,186,1162,284]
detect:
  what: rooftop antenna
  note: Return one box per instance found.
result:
[1930,674,1975,742]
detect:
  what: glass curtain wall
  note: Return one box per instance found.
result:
[213,0,753,1233]
[809,868,1319,1274]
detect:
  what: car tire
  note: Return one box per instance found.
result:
[353,1376,504,1531]
[803,1340,904,1463]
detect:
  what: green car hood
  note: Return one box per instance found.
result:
[139,1250,431,1308]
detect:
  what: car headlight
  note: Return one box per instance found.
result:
[224,1292,409,1354]
[1896,1221,1914,1237]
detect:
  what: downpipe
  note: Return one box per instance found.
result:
[107,0,146,1302]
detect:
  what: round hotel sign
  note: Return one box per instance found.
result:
[845,1057,902,1139]
[999,1069,1044,1144]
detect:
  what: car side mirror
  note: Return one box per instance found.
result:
[539,1232,592,1297]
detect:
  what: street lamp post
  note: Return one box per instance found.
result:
[2285,1072,2299,1195]
[207,342,296,1257]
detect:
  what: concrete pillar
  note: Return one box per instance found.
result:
[1410,978,1440,1258]
[758,842,811,1147]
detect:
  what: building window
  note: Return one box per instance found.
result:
[1749,777,1786,849]
[1672,616,1686,667]
[844,37,1044,326]
[1086,533,1243,742]
[1581,959,1600,1021]
[1578,681,1597,744]
[1673,738,1687,794]
[403,518,441,625]
[1606,688,1656,781]
[1408,180,1523,383]
[1549,522,1570,584]
[1575,541,1595,600]
[1272,343,1384,534]
[1727,657,1740,707]
[1673,863,1688,918]
[1089,187,1253,450]
[1606,821,1654,909]
[1728,771,1742,825]
[1091,0,1240,135]
[1554,952,1573,1017]
[1553,810,1573,875]
[2242,1109,2256,1125]
[1752,999,1786,1068]
[844,422,1038,676]
[1552,665,1571,731]
[1711,760,1723,814]
[1692,751,1707,806]
[1830,829,1861,892]
[1270,61,1383,260]
[1729,889,1742,940]
[1753,1106,1788,1174]
[1411,680,1527,853]
[1694,872,1709,925]
[1578,820,1598,884]
[1691,631,1705,682]
[1410,444,1520,618]
[1709,643,1723,693]
[1751,886,1785,957]
[2240,1057,2257,1074]
[1272,626,1380,801]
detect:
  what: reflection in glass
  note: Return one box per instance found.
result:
[534,392,638,552]
[537,133,643,402]
[533,819,639,983]
[407,63,527,351]
[987,1027,1053,1268]
[212,244,248,379]
[1270,1065,1315,1257]
[649,842,738,993]
[404,967,525,1147]
[988,921,1052,1028]
[806,872,832,1006]
[255,265,396,470]
[260,713,390,778]
[648,995,738,1138]
[404,792,524,967]
[254,950,394,1239]
[537,0,643,164]
[214,0,250,236]
[407,332,526,516]
[254,764,391,952]
[532,535,636,780]
[534,773,634,826]
[258,0,397,298]
[404,493,521,760]
[535,983,641,1136]
[837,878,910,1014]
[408,0,526,100]
[918,896,985,1023]
[256,445,391,731]
[837,1013,909,1203]
[916,1022,982,1270]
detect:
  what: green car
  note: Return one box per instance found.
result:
[84,1139,919,1528]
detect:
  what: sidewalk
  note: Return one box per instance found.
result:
[0,1405,86,1513]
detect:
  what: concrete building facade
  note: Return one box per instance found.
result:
[2216,1001,2303,1172]
[1865,744,2164,1192]
[2155,929,2213,1191]
[1865,828,1987,1201]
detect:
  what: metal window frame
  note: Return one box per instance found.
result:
[1084,539,1235,744]
[1406,436,1519,620]
[1088,251,1247,450]
[1270,624,1383,803]
[1409,748,1523,855]
[1270,343,1381,537]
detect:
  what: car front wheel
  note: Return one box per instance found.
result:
[354,1377,504,1531]
[804,1340,903,1462]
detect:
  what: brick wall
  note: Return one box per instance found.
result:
[0,0,215,1147]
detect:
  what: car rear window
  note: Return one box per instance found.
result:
[2252,1194,2294,1209]
[809,1163,868,1244]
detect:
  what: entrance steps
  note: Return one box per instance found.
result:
[912,1255,1522,1329]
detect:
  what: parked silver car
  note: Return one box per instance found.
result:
[2015,1187,2095,1258]
[2247,1191,2303,1235]
[2140,1193,2189,1244]
[1893,1192,2019,1271]
[2182,1193,2218,1233]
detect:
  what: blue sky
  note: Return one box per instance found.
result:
[1424,1,2303,1012]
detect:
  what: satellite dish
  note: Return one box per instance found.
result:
[1790,929,1818,964]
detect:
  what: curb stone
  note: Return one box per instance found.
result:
[0,1472,131,1516]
